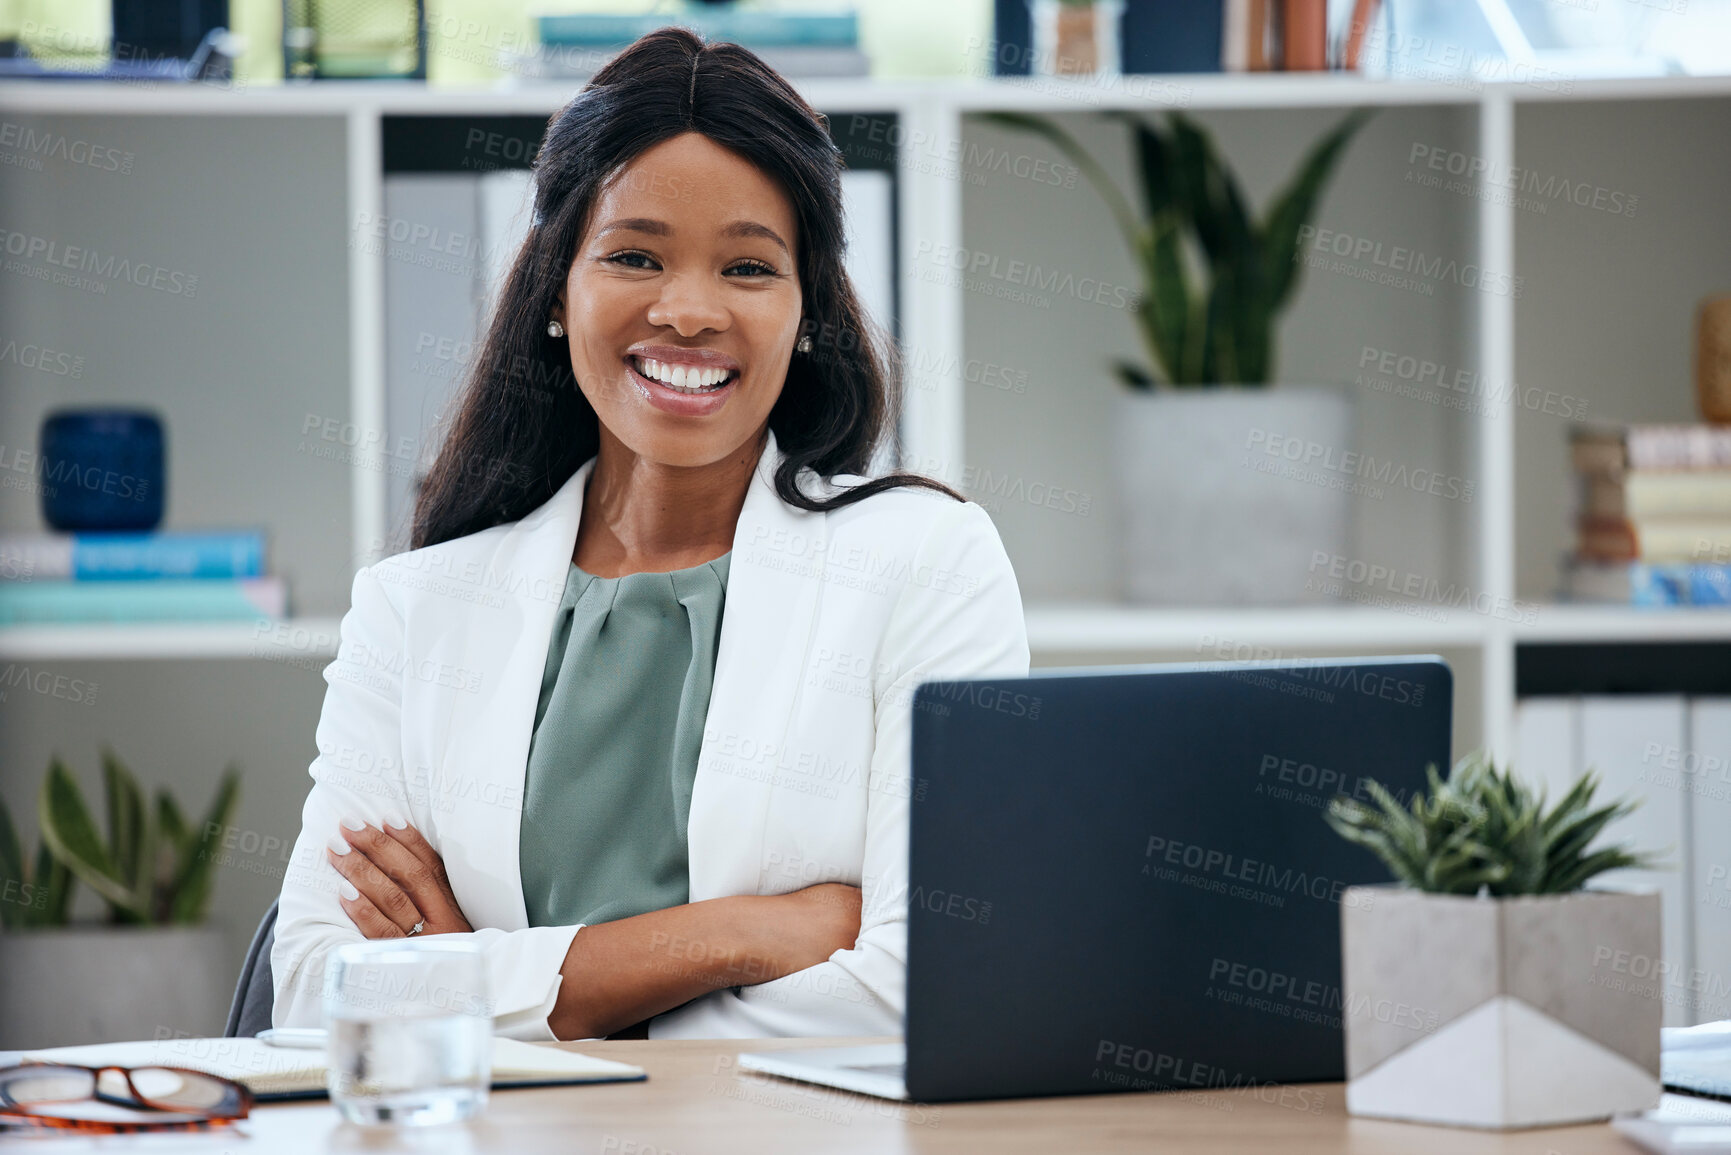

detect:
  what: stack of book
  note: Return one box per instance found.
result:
[1566,424,1731,606]
[0,530,285,625]
[528,7,867,79]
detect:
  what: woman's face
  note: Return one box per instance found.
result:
[558,132,803,469]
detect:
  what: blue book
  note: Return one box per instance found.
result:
[537,10,858,48]
[0,578,286,624]
[1628,564,1693,606]
[1569,561,1731,606]
[0,531,266,581]
[1690,565,1731,606]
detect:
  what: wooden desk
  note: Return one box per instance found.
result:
[6,1035,1642,1154]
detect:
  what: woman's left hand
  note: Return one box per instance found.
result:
[325,817,474,939]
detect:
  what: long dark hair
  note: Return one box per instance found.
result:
[412,28,958,550]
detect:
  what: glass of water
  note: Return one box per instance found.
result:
[322,939,493,1126]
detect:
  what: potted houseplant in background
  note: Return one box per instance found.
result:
[1327,753,1663,1128]
[985,109,1370,604]
[0,750,240,1047]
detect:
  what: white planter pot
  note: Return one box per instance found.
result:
[1114,386,1355,605]
[0,925,230,1049]
[1341,887,1662,1129]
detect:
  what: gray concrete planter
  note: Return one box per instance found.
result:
[1114,386,1356,605]
[0,925,230,1049]
[1341,886,1661,1129]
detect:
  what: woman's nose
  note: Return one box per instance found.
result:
[644,274,729,336]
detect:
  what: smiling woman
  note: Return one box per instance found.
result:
[556,132,810,572]
[270,27,1030,1044]
[412,27,952,552]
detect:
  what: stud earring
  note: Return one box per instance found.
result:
[796,335,813,353]
[547,319,565,338]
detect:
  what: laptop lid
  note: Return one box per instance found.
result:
[904,656,1452,1103]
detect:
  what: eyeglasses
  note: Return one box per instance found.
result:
[0,1063,253,1132]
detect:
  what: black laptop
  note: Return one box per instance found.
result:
[738,656,1452,1102]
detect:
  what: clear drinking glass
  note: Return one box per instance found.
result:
[322,939,493,1126]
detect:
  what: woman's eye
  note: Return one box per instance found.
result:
[602,253,776,276]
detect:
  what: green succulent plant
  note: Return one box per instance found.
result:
[0,749,241,927]
[1326,751,1660,896]
[981,108,1371,388]
[0,798,72,930]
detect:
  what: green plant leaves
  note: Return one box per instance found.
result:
[1123,116,1175,218]
[102,748,150,895]
[986,107,1371,388]
[156,792,187,847]
[1166,115,1218,256]
[1326,751,1660,896]
[167,765,240,925]
[0,798,28,931]
[29,753,241,926]
[33,844,71,926]
[1124,123,1190,386]
[39,756,140,918]
[0,798,22,909]
[1261,109,1374,313]
[0,798,76,931]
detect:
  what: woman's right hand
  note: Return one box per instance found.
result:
[750,882,863,979]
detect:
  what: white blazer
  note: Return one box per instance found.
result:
[272,430,1029,1041]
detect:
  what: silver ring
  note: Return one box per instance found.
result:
[406,920,425,937]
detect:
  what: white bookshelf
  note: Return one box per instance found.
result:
[1514,607,1731,644]
[2,73,1729,759]
[0,618,342,661]
[1025,605,1489,654]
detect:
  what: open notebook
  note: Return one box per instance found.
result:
[15,1035,645,1102]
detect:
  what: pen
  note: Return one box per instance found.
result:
[257,1028,326,1049]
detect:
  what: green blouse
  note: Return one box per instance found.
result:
[519,552,731,929]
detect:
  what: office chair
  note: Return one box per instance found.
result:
[223,899,278,1038]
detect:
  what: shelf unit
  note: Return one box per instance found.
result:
[3,73,1731,755]
[1025,605,1489,654]
[0,619,342,661]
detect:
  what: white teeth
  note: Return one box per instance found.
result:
[632,356,734,393]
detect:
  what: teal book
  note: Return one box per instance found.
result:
[537,10,858,48]
[0,577,286,624]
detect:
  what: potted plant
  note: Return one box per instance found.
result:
[0,750,240,1047]
[1327,753,1663,1129]
[984,109,1369,604]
